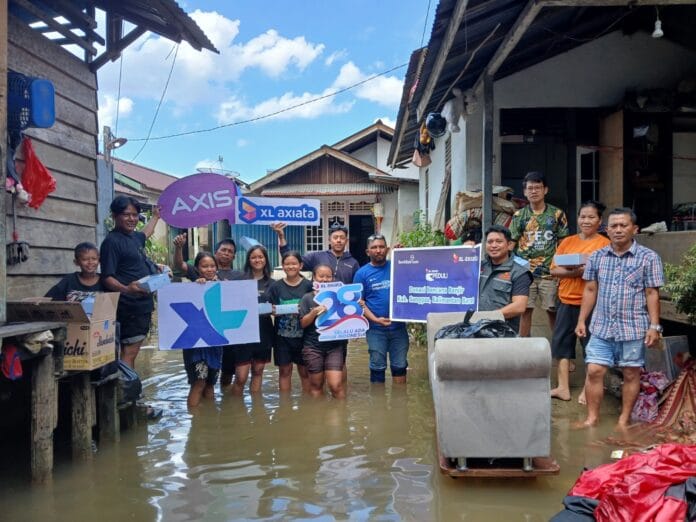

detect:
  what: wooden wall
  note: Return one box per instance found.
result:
[6,15,98,298]
[281,156,368,185]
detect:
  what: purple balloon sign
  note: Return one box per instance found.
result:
[158,173,240,228]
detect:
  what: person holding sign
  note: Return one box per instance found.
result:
[354,235,409,384]
[267,251,313,393]
[478,225,533,333]
[299,265,346,399]
[180,252,224,408]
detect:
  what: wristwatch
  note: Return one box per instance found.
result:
[649,324,663,333]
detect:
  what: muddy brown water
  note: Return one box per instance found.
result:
[0,339,624,521]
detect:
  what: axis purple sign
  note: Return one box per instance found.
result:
[158,173,240,228]
[389,246,481,323]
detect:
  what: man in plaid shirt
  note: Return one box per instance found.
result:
[575,208,664,428]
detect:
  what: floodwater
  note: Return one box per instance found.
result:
[0,338,625,522]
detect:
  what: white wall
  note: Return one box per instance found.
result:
[350,141,377,167]
[493,30,696,180]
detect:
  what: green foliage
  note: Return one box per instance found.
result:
[397,211,446,346]
[398,211,447,248]
[664,243,696,324]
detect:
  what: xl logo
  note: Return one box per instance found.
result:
[171,190,234,215]
[169,283,247,348]
[238,197,319,224]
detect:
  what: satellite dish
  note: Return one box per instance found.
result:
[195,167,240,178]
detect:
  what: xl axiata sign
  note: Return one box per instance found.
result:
[237,196,320,226]
[158,173,240,228]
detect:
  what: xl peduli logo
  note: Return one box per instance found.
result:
[237,196,320,225]
[425,268,448,282]
[169,283,247,349]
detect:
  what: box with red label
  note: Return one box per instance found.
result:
[7,293,119,370]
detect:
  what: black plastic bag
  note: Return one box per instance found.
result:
[117,360,142,405]
[435,310,518,340]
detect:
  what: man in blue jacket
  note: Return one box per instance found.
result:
[272,222,359,284]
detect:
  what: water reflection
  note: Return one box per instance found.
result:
[0,342,622,521]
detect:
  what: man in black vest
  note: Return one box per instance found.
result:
[478,225,533,333]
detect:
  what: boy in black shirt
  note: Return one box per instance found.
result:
[46,242,103,301]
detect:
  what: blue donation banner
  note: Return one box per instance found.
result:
[390,246,481,323]
[313,282,368,341]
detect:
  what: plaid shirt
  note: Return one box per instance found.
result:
[583,241,664,341]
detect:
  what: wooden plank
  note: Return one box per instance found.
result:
[660,299,691,325]
[7,192,97,226]
[10,216,96,247]
[482,75,494,233]
[8,43,98,112]
[30,140,97,181]
[599,111,623,211]
[6,275,70,298]
[98,379,120,443]
[25,120,97,159]
[71,373,93,460]
[8,14,97,89]
[31,352,57,483]
[1,0,7,323]
[7,249,80,277]
[45,169,98,203]
[0,320,65,339]
[54,93,98,136]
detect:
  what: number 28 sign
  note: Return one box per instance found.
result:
[313,282,369,341]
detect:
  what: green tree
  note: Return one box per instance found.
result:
[664,243,696,324]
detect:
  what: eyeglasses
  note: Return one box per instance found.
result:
[367,234,386,243]
[329,223,348,233]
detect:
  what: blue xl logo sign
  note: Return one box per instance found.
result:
[169,283,247,348]
[238,196,319,224]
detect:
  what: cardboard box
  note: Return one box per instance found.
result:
[7,293,119,371]
[137,272,171,293]
[553,253,589,266]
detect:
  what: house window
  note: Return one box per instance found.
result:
[349,201,373,212]
[326,201,346,213]
[306,221,324,252]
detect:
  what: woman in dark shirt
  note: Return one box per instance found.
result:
[222,245,275,395]
[100,196,162,369]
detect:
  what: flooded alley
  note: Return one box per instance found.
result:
[0,340,623,521]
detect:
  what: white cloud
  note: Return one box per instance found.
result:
[325,49,347,66]
[216,89,353,124]
[377,116,396,129]
[97,10,325,112]
[98,94,134,130]
[236,139,250,147]
[333,62,403,108]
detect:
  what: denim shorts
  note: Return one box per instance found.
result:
[585,336,645,368]
[366,326,409,372]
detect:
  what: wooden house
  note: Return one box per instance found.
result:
[0,0,217,318]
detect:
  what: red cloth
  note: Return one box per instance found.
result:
[21,137,56,209]
[568,443,696,521]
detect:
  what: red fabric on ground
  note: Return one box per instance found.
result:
[568,444,696,521]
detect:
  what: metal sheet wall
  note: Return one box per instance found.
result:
[229,224,305,270]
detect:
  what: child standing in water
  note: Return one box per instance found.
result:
[299,265,346,399]
[46,242,103,300]
[182,252,223,408]
[267,251,313,393]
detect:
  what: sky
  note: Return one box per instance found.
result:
[96,1,434,183]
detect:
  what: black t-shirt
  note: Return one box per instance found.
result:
[299,291,342,351]
[184,264,243,281]
[267,278,313,338]
[100,230,155,313]
[45,272,104,301]
[231,272,274,346]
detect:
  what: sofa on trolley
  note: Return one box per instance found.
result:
[426,311,552,472]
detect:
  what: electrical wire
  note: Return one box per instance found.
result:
[420,0,433,47]
[540,8,634,43]
[131,43,180,160]
[126,62,408,142]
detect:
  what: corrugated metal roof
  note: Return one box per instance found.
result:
[260,183,394,196]
[110,157,179,193]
